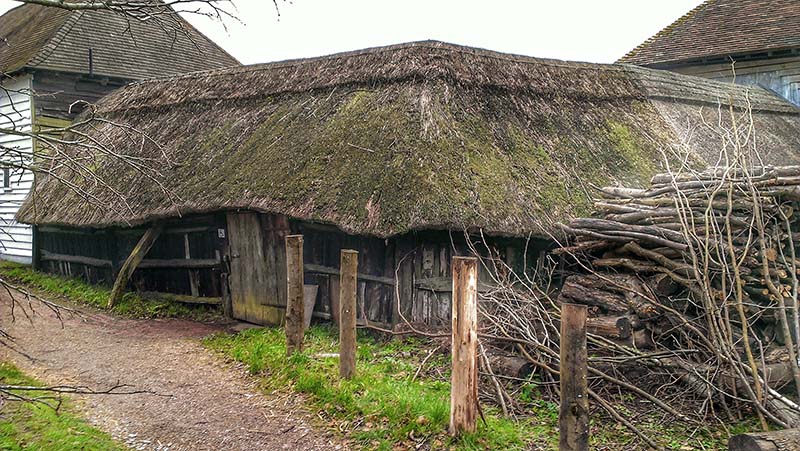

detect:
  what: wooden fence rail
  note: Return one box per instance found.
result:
[40,250,221,270]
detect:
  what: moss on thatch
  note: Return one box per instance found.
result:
[16,41,800,237]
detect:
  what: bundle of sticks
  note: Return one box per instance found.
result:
[468,166,800,449]
[553,165,800,430]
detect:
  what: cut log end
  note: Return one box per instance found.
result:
[729,429,800,451]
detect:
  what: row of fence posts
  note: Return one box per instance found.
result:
[282,235,589,450]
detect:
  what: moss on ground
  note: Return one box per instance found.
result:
[0,262,221,321]
[0,361,126,451]
[204,325,745,450]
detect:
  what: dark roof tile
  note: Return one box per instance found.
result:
[619,0,800,66]
[0,4,72,74]
[0,3,238,79]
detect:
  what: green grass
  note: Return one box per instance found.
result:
[0,262,221,321]
[205,326,748,450]
[205,326,542,450]
[0,361,126,451]
[0,263,746,449]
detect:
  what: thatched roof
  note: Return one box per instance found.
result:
[17,41,800,238]
[0,3,237,78]
[619,0,800,66]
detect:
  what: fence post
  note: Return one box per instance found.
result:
[559,303,589,451]
[450,256,479,436]
[339,249,358,379]
[285,234,304,356]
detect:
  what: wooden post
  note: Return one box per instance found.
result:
[339,249,358,379]
[285,234,304,356]
[106,229,120,281]
[559,303,589,451]
[450,256,478,436]
[220,272,232,318]
[31,225,40,270]
[184,233,200,297]
[108,223,163,308]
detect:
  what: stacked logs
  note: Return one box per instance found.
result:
[557,166,800,344]
[551,166,800,430]
[471,165,800,446]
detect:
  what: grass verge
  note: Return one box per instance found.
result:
[0,261,221,321]
[0,361,125,451]
[205,325,746,450]
[205,326,538,450]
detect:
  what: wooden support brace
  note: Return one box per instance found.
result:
[285,234,305,356]
[559,303,589,451]
[450,256,479,436]
[107,223,163,309]
[339,249,358,379]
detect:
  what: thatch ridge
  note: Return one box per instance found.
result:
[17,41,800,238]
[102,40,796,115]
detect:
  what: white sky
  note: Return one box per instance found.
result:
[0,0,705,65]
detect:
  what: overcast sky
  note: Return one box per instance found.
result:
[0,0,705,64]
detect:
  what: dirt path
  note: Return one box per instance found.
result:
[0,292,343,451]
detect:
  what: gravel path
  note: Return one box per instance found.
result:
[0,291,343,451]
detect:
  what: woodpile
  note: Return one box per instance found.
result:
[554,166,800,430]
[473,165,800,449]
[729,429,800,451]
[557,166,800,348]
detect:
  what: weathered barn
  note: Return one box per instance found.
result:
[0,3,237,263]
[16,41,800,326]
[619,0,800,106]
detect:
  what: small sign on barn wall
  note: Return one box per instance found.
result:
[217,228,226,239]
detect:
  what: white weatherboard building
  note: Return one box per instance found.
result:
[0,3,238,263]
[0,74,35,263]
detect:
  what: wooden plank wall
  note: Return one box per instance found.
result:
[295,222,393,326]
[32,70,128,121]
[37,209,551,327]
[396,231,551,326]
[38,226,117,285]
[37,214,226,297]
[669,54,800,106]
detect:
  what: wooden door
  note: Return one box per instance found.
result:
[226,212,286,325]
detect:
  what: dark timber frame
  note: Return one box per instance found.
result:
[34,210,550,326]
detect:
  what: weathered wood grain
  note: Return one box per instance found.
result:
[339,250,358,379]
[450,256,479,436]
[729,429,800,451]
[559,303,589,451]
[108,223,163,308]
[138,291,222,305]
[285,234,305,356]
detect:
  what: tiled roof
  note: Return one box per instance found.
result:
[0,4,72,75]
[619,0,800,66]
[0,3,238,79]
